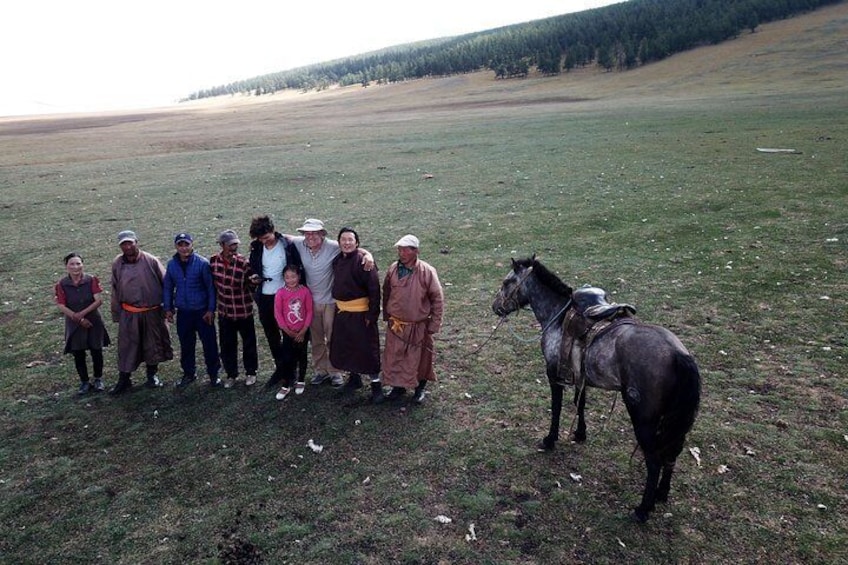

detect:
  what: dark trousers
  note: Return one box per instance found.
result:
[218,315,258,378]
[256,294,286,382]
[281,331,309,386]
[176,309,220,379]
[72,349,104,382]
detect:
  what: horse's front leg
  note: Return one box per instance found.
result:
[541,379,564,450]
[573,385,587,443]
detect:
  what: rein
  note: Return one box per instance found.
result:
[477,297,573,356]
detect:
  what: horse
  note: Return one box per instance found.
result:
[492,256,701,522]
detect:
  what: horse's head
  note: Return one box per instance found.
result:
[492,257,536,317]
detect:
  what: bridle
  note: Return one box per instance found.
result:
[493,265,535,316]
[478,266,573,353]
[495,265,572,333]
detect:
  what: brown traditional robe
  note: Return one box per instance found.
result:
[381,258,444,389]
[329,248,381,375]
[111,250,173,373]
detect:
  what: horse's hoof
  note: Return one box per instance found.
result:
[631,508,650,523]
[571,432,587,443]
[538,437,556,451]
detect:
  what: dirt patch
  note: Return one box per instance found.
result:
[0,112,173,136]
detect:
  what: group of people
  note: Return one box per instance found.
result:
[54,216,445,405]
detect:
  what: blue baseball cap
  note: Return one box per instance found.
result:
[174,232,193,244]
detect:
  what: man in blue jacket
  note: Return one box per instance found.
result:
[164,232,221,388]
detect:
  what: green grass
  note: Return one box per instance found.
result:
[1,6,847,563]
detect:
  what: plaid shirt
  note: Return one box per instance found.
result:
[210,252,254,319]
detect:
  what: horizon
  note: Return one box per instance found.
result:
[1,0,621,118]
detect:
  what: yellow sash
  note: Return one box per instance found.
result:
[336,297,369,313]
[389,315,411,334]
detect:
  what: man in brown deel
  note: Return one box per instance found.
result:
[109,230,173,394]
[380,234,444,404]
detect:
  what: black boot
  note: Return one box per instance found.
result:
[339,373,363,395]
[370,381,385,404]
[413,380,427,404]
[385,386,406,401]
[110,372,132,395]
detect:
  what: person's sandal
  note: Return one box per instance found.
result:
[295,382,305,395]
[275,386,291,401]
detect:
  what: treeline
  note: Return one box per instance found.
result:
[186,0,840,101]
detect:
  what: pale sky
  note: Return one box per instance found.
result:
[2,0,621,117]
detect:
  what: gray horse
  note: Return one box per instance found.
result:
[493,257,701,522]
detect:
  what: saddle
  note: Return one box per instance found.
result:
[557,286,636,386]
[572,285,637,321]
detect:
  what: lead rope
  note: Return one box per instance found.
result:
[475,298,572,356]
[566,375,618,437]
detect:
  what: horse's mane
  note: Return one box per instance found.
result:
[515,257,573,297]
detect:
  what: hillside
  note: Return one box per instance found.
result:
[1,1,844,142]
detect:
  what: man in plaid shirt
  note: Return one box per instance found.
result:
[210,229,259,388]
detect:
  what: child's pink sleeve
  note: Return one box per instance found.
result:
[274,289,287,330]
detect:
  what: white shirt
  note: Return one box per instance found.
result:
[261,242,286,295]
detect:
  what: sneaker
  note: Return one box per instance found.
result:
[413,387,427,405]
[92,378,105,392]
[310,373,330,385]
[224,378,236,389]
[275,386,291,401]
[330,373,345,387]
[145,375,164,388]
[295,382,306,395]
[77,381,91,396]
[176,374,196,389]
[245,374,257,387]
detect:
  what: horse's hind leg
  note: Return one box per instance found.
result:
[572,386,587,443]
[541,380,564,450]
[656,462,676,503]
[632,424,661,523]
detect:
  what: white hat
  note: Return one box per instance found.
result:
[394,234,419,248]
[297,218,326,233]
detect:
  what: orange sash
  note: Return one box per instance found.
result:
[121,303,160,313]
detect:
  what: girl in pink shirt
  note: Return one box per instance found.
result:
[274,264,313,400]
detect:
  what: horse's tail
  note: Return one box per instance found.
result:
[657,351,701,462]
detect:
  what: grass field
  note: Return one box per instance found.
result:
[1,4,846,563]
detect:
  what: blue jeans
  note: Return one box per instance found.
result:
[176,309,220,380]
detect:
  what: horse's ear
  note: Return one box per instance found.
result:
[531,253,537,261]
[510,258,518,271]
